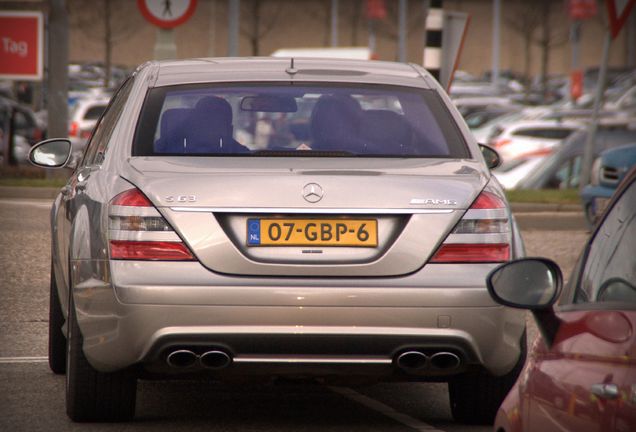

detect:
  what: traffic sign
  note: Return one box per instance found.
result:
[606,0,636,39]
[137,0,197,29]
[0,11,43,81]
[568,0,597,20]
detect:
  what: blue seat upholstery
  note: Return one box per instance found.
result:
[360,110,413,154]
[310,95,365,152]
[182,96,248,154]
[155,108,191,153]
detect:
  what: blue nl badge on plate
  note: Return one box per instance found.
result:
[247,219,261,245]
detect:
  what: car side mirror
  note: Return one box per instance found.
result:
[479,144,501,170]
[28,138,72,169]
[487,258,563,347]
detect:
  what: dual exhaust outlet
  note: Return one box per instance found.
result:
[395,350,461,372]
[166,349,232,370]
[166,348,460,372]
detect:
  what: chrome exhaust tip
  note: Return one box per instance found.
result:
[199,350,232,369]
[166,349,198,368]
[430,352,461,370]
[396,351,428,370]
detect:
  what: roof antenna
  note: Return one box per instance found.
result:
[286,57,298,76]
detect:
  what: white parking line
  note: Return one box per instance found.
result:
[329,386,446,432]
[0,199,52,209]
[0,356,48,364]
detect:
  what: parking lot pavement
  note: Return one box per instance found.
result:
[0,197,586,431]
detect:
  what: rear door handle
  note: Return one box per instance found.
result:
[591,383,619,400]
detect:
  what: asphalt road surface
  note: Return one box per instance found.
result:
[0,198,588,432]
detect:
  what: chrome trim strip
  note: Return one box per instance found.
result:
[169,206,455,215]
[233,356,392,365]
[109,230,181,242]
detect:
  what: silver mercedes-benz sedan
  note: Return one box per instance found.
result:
[30,58,526,423]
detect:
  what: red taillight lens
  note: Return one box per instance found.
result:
[470,191,505,209]
[431,244,510,263]
[109,188,195,261]
[430,188,511,264]
[493,138,511,148]
[110,240,194,261]
[69,121,79,137]
[111,189,153,207]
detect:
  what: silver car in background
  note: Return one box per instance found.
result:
[30,58,526,424]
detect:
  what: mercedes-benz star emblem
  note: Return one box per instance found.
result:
[302,183,324,203]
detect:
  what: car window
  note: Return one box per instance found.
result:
[133,83,469,158]
[81,77,134,167]
[512,128,573,140]
[84,105,107,120]
[13,110,30,131]
[575,178,636,304]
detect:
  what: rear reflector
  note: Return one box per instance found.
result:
[430,243,510,263]
[69,121,79,137]
[110,240,194,261]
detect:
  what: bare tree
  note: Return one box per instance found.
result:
[68,0,139,88]
[505,0,568,98]
[348,0,364,45]
[240,0,284,56]
[301,0,332,46]
[364,1,424,61]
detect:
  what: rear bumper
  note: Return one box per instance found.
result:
[72,259,526,379]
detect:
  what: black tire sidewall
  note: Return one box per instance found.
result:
[48,260,66,374]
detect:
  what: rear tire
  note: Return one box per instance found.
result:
[48,261,66,374]
[66,294,137,422]
[448,330,527,425]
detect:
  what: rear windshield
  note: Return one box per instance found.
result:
[133,83,468,158]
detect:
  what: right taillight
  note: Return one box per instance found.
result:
[108,188,195,261]
[431,189,511,263]
[492,138,511,149]
[69,121,79,137]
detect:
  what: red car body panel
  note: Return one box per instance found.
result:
[495,310,636,432]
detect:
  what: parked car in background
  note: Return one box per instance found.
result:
[487,166,636,432]
[463,106,521,130]
[29,57,526,424]
[68,97,110,155]
[489,119,583,163]
[470,107,552,144]
[492,155,550,190]
[0,96,47,164]
[0,95,45,144]
[452,96,521,118]
[516,120,636,189]
[581,143,636,226]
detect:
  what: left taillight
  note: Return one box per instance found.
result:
[108,188,195,261]
[430,188,511,263]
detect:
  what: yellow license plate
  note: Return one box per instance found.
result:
[247,218,378,247]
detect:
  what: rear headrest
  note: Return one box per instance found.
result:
[310,95,362,148]
[155,108,191,152]
[360,110,412,153]
[191,96,233,136]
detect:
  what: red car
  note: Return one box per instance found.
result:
[487,167,636,432]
